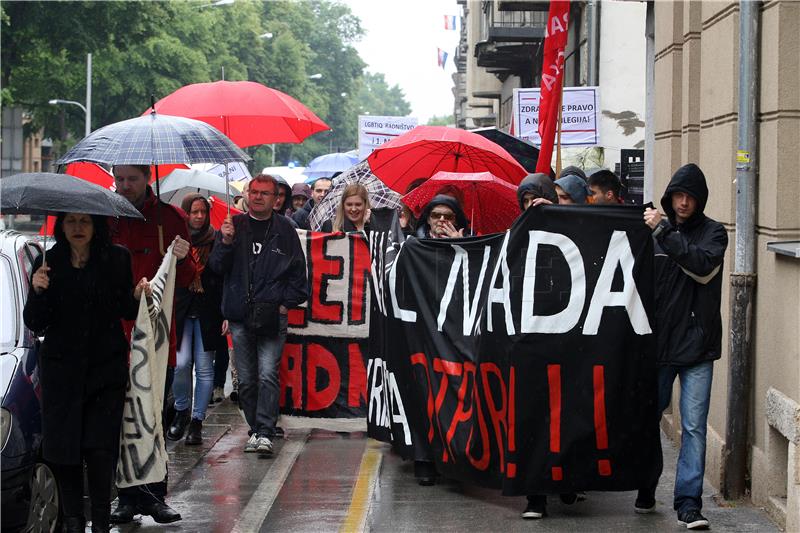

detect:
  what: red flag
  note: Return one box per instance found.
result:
[535,0,570,174]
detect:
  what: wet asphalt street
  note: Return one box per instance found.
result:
[109,398,779,533]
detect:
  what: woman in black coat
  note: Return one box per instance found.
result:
[24,212,147,533]
[167,194,227,445]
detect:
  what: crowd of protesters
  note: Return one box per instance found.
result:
[23,157,724,531]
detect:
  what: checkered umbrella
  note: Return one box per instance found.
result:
[307,161,402,231]
[56,111,251,166]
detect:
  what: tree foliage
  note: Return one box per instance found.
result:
[1,0,411,166]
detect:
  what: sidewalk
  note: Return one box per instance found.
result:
[368,431,779,532]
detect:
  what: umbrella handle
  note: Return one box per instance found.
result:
[158,225,165,256]
[225,162,231,216]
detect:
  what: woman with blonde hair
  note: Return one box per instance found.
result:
[322,183,371,233]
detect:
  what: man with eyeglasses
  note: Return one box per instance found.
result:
[415,195,471,239]
[209,174,308,456]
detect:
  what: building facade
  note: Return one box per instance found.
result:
[454,0,647,172]
[653,1,800,528]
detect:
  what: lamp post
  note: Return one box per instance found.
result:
[49,99,89,138]
[49,53,92,138]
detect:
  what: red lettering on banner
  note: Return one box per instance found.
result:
[593,365,612,476]
[280,343,303,409]
[348,343,367,408]
[349,234,371,324]
[310,234,344,323]
[432,358,460,462]
[481,362,508,472]
[410,353,436,442]
[457,362,491,471]
[306,343,341,411]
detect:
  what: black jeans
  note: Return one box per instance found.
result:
[213,345,229,389]
[54,448,116,527]
[117,366,174,506]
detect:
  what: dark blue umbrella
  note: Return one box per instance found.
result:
[56,112,250,166]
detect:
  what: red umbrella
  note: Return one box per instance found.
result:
[147,80,330,147]
[402,171,521,235]
[367,126,527,194]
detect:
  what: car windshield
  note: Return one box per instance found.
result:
[0,256,18,349]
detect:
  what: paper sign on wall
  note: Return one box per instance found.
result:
[513,87,600,146]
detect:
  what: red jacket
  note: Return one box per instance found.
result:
[110,187,196,366]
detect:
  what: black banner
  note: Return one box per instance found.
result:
[368,205,661,494]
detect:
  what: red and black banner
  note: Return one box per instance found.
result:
[279,231,371,418]
[367,205,662,494]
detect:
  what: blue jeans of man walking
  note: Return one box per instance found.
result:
[173,317,215,420]
[657,361,714,513]
[229,315,287,439]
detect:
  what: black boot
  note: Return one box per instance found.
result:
[414,460,438,486]
[185,418,203,445]
[109,502,136,524]
[167,408,190,441]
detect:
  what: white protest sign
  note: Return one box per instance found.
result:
[358,115,418,159]
[513,87,599,146]
[116,244,176,488]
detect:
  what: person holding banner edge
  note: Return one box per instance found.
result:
[24,213,149,533]
[641,163,727,530]
[110,164,194,525]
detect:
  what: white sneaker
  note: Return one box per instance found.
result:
[256,436,273,456]
[244,434,258,453]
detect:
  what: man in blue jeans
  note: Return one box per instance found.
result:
[641,163,728,530]
[209,174,308,455]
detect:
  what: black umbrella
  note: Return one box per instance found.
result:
[1,172,144,261]
[471,127,540,173]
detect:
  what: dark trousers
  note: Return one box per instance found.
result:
[213,345,229,389]
[53,448,116,527]
[117,366,174,506]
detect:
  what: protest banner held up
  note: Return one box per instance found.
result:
[117,244,176,488]
[367,205,662,494]
[280,230,371,418]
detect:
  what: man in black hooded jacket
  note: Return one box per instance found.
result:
[640,163,728,530]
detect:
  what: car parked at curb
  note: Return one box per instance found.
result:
[0,230,59,532]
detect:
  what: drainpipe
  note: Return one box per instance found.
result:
[644,1,655,203]
[722,0,759,501]
[586,0,599,86]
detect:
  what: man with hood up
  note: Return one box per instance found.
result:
[640,163,728,530]
[516,172,558,210]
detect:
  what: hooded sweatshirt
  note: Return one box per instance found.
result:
[516,173,558,209]
[554,174,591,204]
[652,163,728,366]
[415,194,471,239]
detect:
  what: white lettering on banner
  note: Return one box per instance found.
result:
[583,231,652,335]
[487,233,515,335]
[389,244,417,322]
[521,231,587,334]
[437,244,491,336]
[367,357,411,445]
[546,12,569,37]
